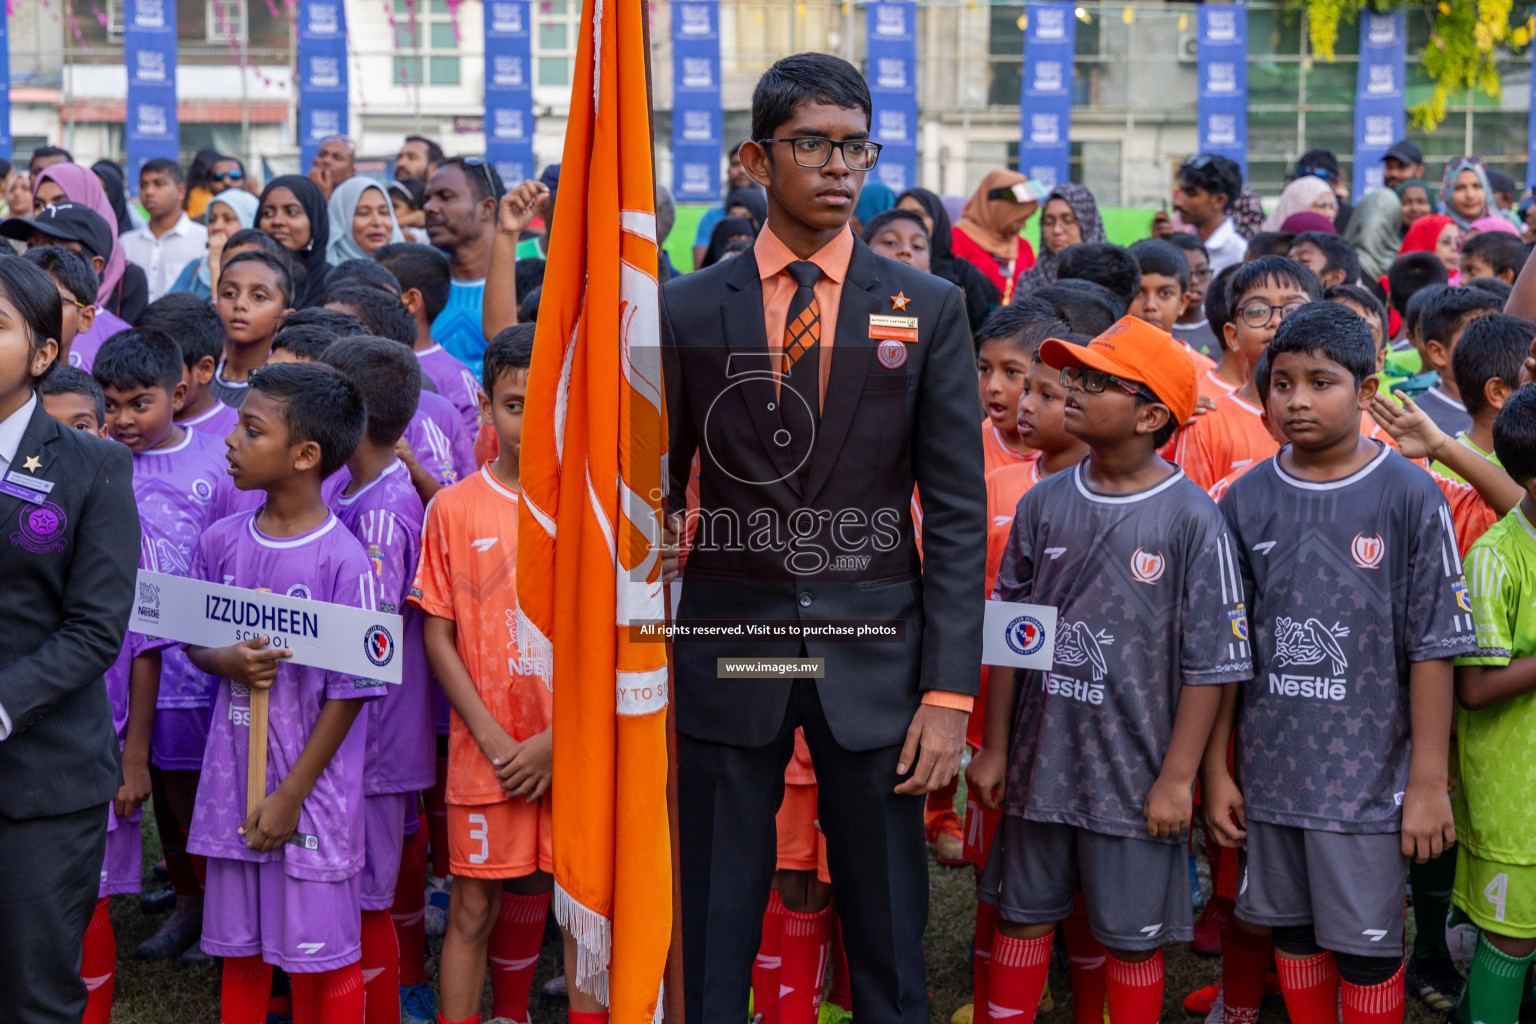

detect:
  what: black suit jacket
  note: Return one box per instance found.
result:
[0,400,139,819]
[661,235,986,751]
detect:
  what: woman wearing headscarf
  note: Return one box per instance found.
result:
[324,177,405,266]
[1399,212,1462,281]
[1441,157,1494,230]
[1262,176,1337,232]
[1014,182,1105,299]
[1341,186,1404,281]
[896,186,1000,334]
[90,160,135,234]
[951,169,1041,302]
[34,163,150,324]
[722,186,768,235]
[169,188,260,300]
[256,175,331,308]
[1396,179,1438,231]
[1467,216,1522,239]
[699,216,758,269]
[852,179,895,232]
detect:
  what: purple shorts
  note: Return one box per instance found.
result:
[99,813,143,898]
[151,705,212,770]
[360,792,412,910]
[200,857,361,972]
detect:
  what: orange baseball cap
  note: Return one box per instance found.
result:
[1037,316,1199,427]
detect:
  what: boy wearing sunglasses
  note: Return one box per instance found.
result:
[969,315,1248,1022]
[1173,256,1323,490]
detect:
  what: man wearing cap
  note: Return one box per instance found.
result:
[1381,140,1426,192]
[0,204,131,371]
[970,316,1244,1023]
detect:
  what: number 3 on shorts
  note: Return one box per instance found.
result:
[468,812,489,865]
[1485,872,1509,923]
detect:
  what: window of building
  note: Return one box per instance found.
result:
[536,1,579,88]
[391,0,462,87]
[206,0,248,44]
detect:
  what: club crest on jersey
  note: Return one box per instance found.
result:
[286,583,312,600]
[1351,532,1385,569]
[876,338,908,369]
[364,624,395,667]
[1130,547,1165,585]
[1453,579,1472,613]
[1229,604,1248,641]
[368,543,384,579]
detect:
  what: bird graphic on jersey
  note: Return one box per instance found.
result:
[153,536,192,575]
[1272,616,1351,676]
[1054,621,1115,681]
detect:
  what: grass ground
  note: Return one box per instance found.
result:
[111,803,1446,1023]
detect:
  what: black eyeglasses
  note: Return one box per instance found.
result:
[1059,365,1157,401]
[461,157,504,200]
[1238,299,1307,329]
[211,169,245,183]
[756,137,882,171]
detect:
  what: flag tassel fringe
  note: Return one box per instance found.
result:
[554,881,613,1005]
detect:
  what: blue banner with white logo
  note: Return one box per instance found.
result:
[866,0,918,193]
[1197,4,1246,178]
[671,0,722,203]
[1020,2,1075,188]
[0,5,10,162]
[1354,9,1405,196]
[297,0,348,172]
[124,0,180,181]
[484,0,535,185]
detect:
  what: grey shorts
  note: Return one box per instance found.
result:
[977,816,1193,952]
[1236,820,1407,958]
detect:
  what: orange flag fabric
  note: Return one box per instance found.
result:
[514,0,671,1016]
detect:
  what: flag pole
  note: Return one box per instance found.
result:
[636,3,687,1021]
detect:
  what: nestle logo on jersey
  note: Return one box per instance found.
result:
[1043,672,1104,705]
[1268,673,1346,702]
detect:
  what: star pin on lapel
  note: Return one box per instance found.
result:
[891,292,910,311]
[22,455,40,472]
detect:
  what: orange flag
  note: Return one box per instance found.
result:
[514,0,671,1016]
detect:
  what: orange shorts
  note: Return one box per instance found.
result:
[775,783,830,884]
[962,790,1002,868]
[447,798,552,878]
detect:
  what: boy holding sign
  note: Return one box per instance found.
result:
[184,362,382,1024]
[967,317,1250,1022]
[322,336,438,1019]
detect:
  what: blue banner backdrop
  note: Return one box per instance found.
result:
[867,0,918,193]
[1020,2,1075,188]
[484,0,535,185]
[125,0,180,181]
[1354,10,1405,196]
[1197,4,1247,178]
[297,0,349,172]
[670,0,722,203]
[0,5,10,163]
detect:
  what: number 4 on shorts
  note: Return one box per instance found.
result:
[1485,872,1509,923]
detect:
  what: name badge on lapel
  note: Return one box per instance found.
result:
[0,470,52,505]
[869,314,918,343]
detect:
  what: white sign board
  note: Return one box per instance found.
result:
[981,599,1058,670]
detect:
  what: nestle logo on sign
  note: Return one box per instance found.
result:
[1034,8,1066,40]
[1208,114,1237,146]
[1364,115,1393,147]
[137,105,168,135]
[492,55,524,87]
[682,109,712,141]
[136,50,167,83]
[682,163,711,190]
[1033,60,1063,92]
[491,3,523,33]
[310,56,341,88]
[308,3,341,34]
[679,5,712,35]
[493,109,526,140]
[1207,62,1236,94]
[875,5,907,36]
[1030,113,1060,144]
[1367,65,1395,96]
[682,57,714,89]
[1205,10,1236,41]
[1367,14,1397,46]
[878,109,910,142]
[136,581,161,622]
[311,109,342,137]
[877,58,907,89]
[134,0,166,29]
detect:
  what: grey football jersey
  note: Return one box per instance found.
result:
[1219,444,1478,834]
[992,463,1251,842]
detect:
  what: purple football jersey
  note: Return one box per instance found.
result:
[186,512,387,881]
[134,427,229,709]
[406,390,476,489]
[67,307,132,373]
[178,399,241,442]
[208,468,350,525]
[416,344,483,440]
[992,464,1251,842]
[331,459,435,796]
[1219,444,1478,833]
[106,629,176,748]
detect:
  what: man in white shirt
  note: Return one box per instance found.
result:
[118,158,207,303]
[1172,152,1248,276]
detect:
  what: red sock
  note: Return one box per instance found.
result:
[393,820,430,987]
[436,1014,478,1024]
[986,931,1052,1022]
[828,910,851,1012]
[1275,951,1340,1024]
[1062,897,1107,1024]
[427,762,450,880]
[1104,949,1163,1024]
[779,907,832,1024]
[1221,923,1276,1024]
[488,890,550,1022]
[973,899,999,1011]
[1341,962,1404,1024]
[292,964,366,1024]
[753,890,786,1024]
[220,954,274,1024]
[568,1013,610,1024]
[81,898,115,1024]
[361,910,400,1024]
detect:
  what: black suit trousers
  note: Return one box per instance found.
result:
[0,803,108,1024]
[679,678,929,1024]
